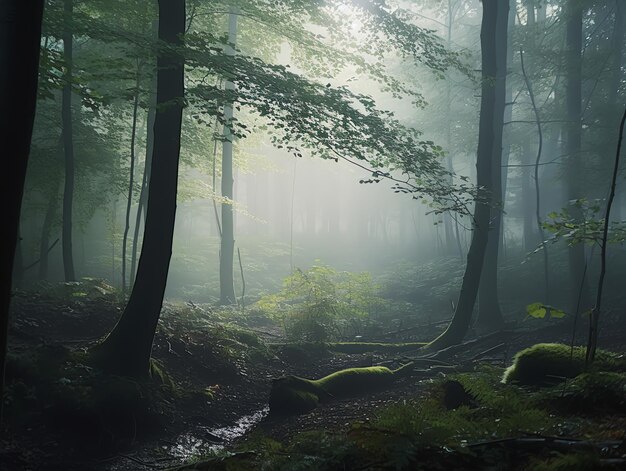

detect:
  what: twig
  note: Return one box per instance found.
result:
[237,247,245,313]
[23,238,60,271]
[586,106,626,363]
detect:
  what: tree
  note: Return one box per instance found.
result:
[565,0,591,314]
[92,0,185,378]
[476,0,510,332]
[219,9,238,305]
[427,0,509,350]
[61,0,76,281]
[0,0,45,415]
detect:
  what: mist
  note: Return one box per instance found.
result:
[3,0,626,469]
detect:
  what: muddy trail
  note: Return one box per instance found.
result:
[3,289,625,470]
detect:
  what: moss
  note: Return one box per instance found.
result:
[149,358,175,387]
[503,343,625,385]
[544,371,626,412]
[269,364,411,415]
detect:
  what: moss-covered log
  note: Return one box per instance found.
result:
[269,363,413,415]
[503,343,625,385]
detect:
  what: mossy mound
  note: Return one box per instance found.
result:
[503,343,625,385]
[545,371,626,412]
[269,364,412,415]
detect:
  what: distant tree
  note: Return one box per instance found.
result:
[0,0,45,415]
[61,0,76,281]
[219,9,238,305]
[564,0,591,314]
[428,0,509,349]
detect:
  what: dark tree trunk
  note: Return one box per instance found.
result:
[477,0,510,332]
[92,0,185,378]
[565,1,591,314]
[219,11,237,305]
[428,0,507,349]
[62,0,76,282]
[0,0,45,417]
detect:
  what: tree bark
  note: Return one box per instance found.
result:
[0,0,45,418]
[62,0,76,282]
[92,0,185,378]
[219,10,238,305]
[428,0,506,349]
[476,0,509,332]
[565,1,591,314]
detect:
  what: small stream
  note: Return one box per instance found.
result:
[168,406,270,459]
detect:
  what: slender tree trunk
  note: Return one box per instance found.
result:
[0,0,45,419]
[521,139,536,249]
[565,1,591,314]
[39,184,60,280]
[122,62,141,296]
[477,0,509,332]
[92,0,185,378]
[499,2,515,257]
[62,0,76,282]
[427,0,506,349]
[219,10,237,305]
[444,0,463,259]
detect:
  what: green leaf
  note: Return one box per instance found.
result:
[526,303,546,319]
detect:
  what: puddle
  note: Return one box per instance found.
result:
[169,407,269,459]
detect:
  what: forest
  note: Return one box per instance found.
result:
[1,0,626,469]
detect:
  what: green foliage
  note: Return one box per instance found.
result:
[541,199,626,248]
[255,262,385,342]
[542,371,626,413]
[503,343,626,385]
[526,302,566,319]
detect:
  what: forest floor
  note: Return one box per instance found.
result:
[2,284,626,470]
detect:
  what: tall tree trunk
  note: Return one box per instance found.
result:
[499,3,515,256]
[219,10,237,305]
[565,1,591,314]
[477,0,509,332]
[62,0,76,282]
[92,0,185,378]
[122,62,141,296]
[428,0,506,349]
[444,0,463,259]
[0,0,45,419]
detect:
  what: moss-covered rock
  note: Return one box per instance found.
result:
[269,363,413,415]
[503,343,625,385]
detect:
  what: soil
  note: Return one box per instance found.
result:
[2,290,625,470]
